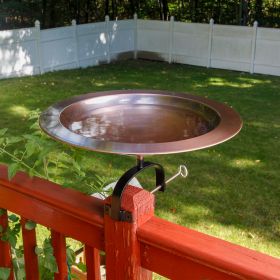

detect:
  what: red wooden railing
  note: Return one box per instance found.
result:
[0,164,280,280]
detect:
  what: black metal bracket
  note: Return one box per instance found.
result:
[104,204,134,223]
[106,161,166,222]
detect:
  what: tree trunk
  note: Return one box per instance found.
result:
[75,0,80,24]
[240,0,249,25]
[191,0,199,22]
[112,0,115,18]
[255,0,263,25]
[42,0,47,28]
[162,0,168,20]
[49,0,56,28]
[85,0,90,23]
[105,0,109,17]
[130,0,135,16]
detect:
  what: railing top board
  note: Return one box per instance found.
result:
[138,217,280,279]
[1,163,280,280]
[0,164,104,248]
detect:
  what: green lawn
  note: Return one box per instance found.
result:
[0,60,280,259]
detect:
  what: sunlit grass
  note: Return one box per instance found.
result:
[208,77,253,88]
[229,158,262,168]
[0,60,279,262]
[10,105,30,117]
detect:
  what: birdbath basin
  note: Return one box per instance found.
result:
[40,90,242,220]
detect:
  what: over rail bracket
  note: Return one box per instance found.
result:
[106,161,165,222]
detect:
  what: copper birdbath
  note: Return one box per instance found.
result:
[40,90,242,221]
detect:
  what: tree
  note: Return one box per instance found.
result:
[240,0,249,25]
[0,0,280,30]
[255,0,263,24]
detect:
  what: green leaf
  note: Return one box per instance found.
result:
[15,267,25,280]
[25,142,36,157]
[1,233,8,242]
[7,233,17,248]
[6,136,22,145]
[76,261,87,273]
[72,160,81,171]
[8,163,20,180]
[24,220,37,231]
[0,267,11,280]
[42,239,54,256]
[28,109,41,120]
[23,134,38,141]
[0,209,6,216]
[44,255,58,273]
[29,121,40,130]
[27,169,35,178]
[66,247,76,266]
[0,128,8,137]
[33,159,42,168]
[13,223,21,234]
[35,246,43,255]
[8,214,19,223]
[69,273,79,279]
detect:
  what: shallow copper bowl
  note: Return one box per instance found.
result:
[39,90,242,155]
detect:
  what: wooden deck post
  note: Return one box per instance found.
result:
[104,186,154,280]
[51,230,68,280]
[21,218,39,280]
[84,245,101,280]
[0,209,14,280]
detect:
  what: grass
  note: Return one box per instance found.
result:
[0,60,280,260]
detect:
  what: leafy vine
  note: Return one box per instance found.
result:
[0,110,108,279]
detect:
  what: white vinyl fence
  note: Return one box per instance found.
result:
[137,18,280,76]
[0,17,136,79]
[1,15,280,79]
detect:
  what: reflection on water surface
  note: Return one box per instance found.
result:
[66,105,212,143]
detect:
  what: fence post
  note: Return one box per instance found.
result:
[207,18,214,68]
[250,21,258,74]
[72,19,80,68]
[134,13,138,60]
[104,186,154,280]
[0,209,14,280]
[35,20,43,74]
[105,15,111,64]
[168,16,174,64]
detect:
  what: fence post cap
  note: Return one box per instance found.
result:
[105,15,110,22]
[71,19,77,26]
[35,20,40,28]
[210,18,214,24]
[253,21,258,27]
[133,13,137,20]
[170,16,174,21]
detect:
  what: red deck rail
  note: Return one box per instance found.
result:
[0,164,280,279]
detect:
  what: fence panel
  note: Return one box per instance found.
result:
[109,19,135,60]
[173,22,210,67]
[254,27,280,76]
[137,19,170,61]
[77,21,108,68]
[0,27,39,79]
[41,26,77,72]
[211,24,253,72]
